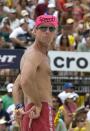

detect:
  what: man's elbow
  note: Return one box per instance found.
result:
[20,72,34,89]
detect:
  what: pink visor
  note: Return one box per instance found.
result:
[35,15,58,27]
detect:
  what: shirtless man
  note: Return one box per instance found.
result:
[13,15,58,131]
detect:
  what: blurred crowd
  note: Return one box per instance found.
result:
[0,82,90,131]
[0,0,90,51]
[53,82,90,131]
[0,0,90,131]
[0,0,90,78]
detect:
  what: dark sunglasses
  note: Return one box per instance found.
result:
[79,119,85,122]
[53,100,57,103]
[37,26,56,32]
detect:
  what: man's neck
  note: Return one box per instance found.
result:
[34,42,48,55]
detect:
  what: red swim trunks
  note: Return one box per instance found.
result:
[21,102,55,131]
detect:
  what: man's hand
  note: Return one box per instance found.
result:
[14,104,42,128]
[25,104,42,128]
[29,105,41,117]
[15,108,24,126]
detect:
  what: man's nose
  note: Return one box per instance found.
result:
[45,28,50,32]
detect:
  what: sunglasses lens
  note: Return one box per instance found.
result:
[38,26,56,32]
[49,27,56,32]
[39,26,48,31]
[79,120,85,122]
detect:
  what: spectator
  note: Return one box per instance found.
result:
[84,94,90,121]
[15,0,28,17]
[35,1,48,18]
[0,17,12,43]
[83,13,90,31]
[0,36,6,48]
[0,117,7,131]
[84,94,90,110]
[70,107,88,130]
[52,94,62,115]
[55,118,67,131]
[21,9,35,30]
[46,3,56,15]
[7,104,17,131]
[55,93,77,129]
[55,23,77,51]
[66,18,77,50]
[74,21,86,46]
[0,2,7,23]
[56,34,73,51]
[9,18,34,49]
[73,0,84,21]
[2,83,14,111]
[5,0,13,8]
[56,0,66,12]
[64,2,74,18]
[26,0,36,19]
[1,8,20,31]
[58,82,79,104]
[77,35,90,52]
[0,98,11,127]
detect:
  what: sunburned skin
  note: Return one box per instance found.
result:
[20,45,52,106]
[13,45,53,128]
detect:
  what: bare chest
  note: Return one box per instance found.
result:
[37,55,51,76]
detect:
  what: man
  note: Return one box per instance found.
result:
[0,98,11,128]
[58,82,79,104]
[21,10,35,30]
[0,117,7,131]
[13,15,58,131]
[77,35,90,52]
[9,18,34,49]
[2,83,14,111]
[1,8,20,30]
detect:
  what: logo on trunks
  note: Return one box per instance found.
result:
[39,17,55,23]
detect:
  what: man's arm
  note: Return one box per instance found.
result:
[10,38,26,47]
[20,54,42,107]
[12,74,24,105]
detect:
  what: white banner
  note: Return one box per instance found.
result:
[48,51,90,72]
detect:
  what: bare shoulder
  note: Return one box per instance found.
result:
[25,46,43,61]
[20,46,43,69]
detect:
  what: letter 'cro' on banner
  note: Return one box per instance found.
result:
[48,51,90,72]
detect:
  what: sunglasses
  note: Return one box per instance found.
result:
[37,26,56,32]
[78,119,85,122]
[53,100,57,103]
